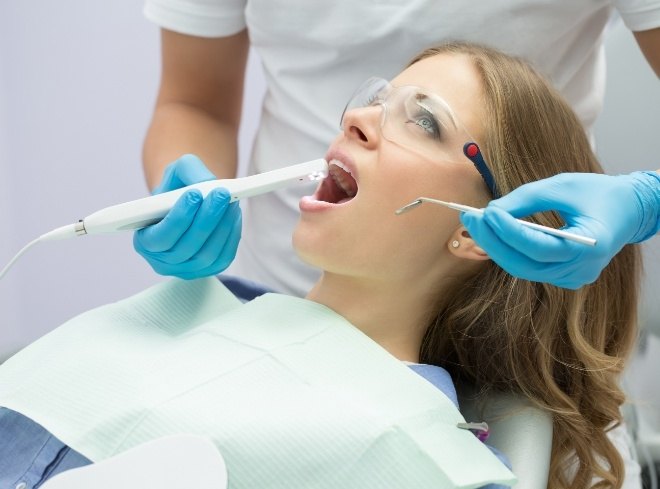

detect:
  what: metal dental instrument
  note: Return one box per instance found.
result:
[395,197,597,246]
[0,159,329,280]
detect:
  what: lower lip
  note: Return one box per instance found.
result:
[299,196,349,213]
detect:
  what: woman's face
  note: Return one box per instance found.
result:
[293,53,489,283]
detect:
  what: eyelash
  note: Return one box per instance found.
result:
[365,94,381,106]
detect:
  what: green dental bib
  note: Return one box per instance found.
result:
[0,278,515,488]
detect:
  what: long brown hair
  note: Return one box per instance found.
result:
[413,43,641,489]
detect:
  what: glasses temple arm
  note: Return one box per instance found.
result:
[463,142,500,198]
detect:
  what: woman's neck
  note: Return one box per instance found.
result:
[305,272,443,363]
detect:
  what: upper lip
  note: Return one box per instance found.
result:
[324,147,359,182]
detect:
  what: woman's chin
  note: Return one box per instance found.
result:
[291,227,320,268]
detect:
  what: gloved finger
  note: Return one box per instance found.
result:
[483,206,582,263]
[162,188,232,265]
[183,201,242,271]
[134,190,203,253]
[176,205,242,280]
[216,204,242,268]
[152,163,177,195]
[464,210,603,289]
[461,211,554,281]
[550,267,596,290]
[490,173,588,218]
[153,154,217,195]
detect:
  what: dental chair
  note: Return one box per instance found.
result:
[460,388,552,488]
[39,276,553,489]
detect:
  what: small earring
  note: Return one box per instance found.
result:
[451,240,460,249]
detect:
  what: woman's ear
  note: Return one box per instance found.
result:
[447,226,490,261]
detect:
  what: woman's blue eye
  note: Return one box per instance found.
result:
[412,108,442,140]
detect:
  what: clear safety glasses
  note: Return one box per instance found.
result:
[340,77,499,197]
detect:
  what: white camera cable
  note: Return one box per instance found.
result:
[0,159,328,280]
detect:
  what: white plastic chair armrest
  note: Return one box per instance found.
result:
[460,388,553,489]
[40,434,228,489]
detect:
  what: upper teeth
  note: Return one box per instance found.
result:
[329,159,352,174]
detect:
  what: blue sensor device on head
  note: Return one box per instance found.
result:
[463,142,499,198]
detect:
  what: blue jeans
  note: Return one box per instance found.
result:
[0,407,91,489]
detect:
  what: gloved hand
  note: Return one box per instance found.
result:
[460,171,660,289]
[133,154,242,280]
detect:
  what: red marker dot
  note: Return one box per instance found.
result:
[466,144,479,158]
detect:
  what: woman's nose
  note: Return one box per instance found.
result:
[341,106,382,147]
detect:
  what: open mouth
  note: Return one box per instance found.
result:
[314,159,358,204]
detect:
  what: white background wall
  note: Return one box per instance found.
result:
[0,2,658,433]
[0,2,164,356]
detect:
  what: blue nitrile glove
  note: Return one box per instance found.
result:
[460,172,660,289]
[133,154,242,280]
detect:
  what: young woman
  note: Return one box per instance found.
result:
[0,43,640,489]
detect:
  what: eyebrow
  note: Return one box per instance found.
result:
[414,93,458,131]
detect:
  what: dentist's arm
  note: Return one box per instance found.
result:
[135,29,249,280]
[633,27,660,77]
[461,171,660,289]
[143,28,249,187]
